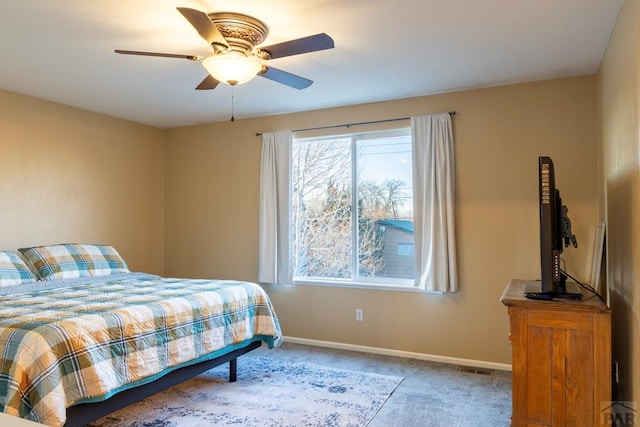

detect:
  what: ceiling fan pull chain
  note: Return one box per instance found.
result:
[230,85,235,122]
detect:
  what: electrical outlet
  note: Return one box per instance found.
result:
[355,309,363,322]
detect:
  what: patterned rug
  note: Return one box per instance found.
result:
[88,356,404,427]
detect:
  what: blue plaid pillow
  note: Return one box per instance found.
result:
[0,251,37,286]
[19,244,130,281]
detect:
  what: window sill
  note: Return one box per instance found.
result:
[291,278,439,293]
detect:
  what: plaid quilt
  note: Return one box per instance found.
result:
[0,273,282,427]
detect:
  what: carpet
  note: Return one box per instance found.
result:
[88,356,404,427]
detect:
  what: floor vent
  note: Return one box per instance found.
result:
[458,366,494,376]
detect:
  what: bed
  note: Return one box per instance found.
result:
[0,244,282,427]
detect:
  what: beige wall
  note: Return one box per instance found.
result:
[0,89,165,274]
[165,76,598,364]
[598,0,640,402]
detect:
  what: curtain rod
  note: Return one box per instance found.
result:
[255,111,456,137]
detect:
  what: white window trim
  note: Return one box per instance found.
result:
[291,278,431,293]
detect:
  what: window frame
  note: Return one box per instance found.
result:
[290,127,417,290]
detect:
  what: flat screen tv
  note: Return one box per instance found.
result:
[533,156,582,299]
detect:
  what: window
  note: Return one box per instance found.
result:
[260,113,456,292]
[291,128,415,286]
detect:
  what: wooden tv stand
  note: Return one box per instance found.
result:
[501,279,611,426]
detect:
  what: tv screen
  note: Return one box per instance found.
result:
[534,156,581,299]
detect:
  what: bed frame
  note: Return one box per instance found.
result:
[63,340,262,427]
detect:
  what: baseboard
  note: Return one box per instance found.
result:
[283,336,512,372]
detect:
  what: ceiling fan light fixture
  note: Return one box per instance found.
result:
[116,8,334,91]
[202,52,262,85]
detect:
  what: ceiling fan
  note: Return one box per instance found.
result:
[115,7,334,90]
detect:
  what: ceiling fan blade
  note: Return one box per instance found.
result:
[176,7,229,50]
[259,66,313,90]
[260,33,334,59]
[115,50,203,61]
[195,74,220,90]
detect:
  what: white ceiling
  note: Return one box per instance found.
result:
[0,1,624,128]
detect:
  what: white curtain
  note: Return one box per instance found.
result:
[411,113,458,292]
[258,131,292,284]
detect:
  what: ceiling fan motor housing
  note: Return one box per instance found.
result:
[208,12,269,58]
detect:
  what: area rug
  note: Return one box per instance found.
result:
[88,356,404,427]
